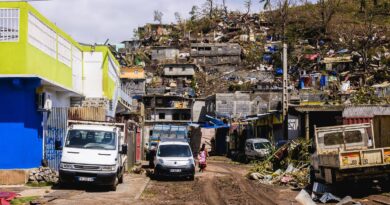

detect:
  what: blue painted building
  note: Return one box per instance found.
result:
[0,78,43,169]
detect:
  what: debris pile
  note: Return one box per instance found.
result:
[295,183,362,205]
[131,166,145,175]
[28,167,58,184]
[248,139,311,189]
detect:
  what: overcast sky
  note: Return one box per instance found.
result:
[30,0,263,44]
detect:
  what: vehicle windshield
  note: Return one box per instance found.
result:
[157,145,192,157]
[65,130,116,150]
[254,142,271,149]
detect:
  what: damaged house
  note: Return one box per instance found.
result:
[190,43,241,68]
[120,66,146,97]
[151,46,179,64]
[146,64,196,97]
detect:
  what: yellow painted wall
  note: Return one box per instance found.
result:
[0,2,121,97]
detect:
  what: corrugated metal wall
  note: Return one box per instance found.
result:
[374,116,390,148]
[343,117,372,125]
[43,108,68,171]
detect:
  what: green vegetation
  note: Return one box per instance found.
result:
[11,196,39,205]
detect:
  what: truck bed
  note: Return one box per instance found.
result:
[319,148,390,169]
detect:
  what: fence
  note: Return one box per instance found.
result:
[43,108,68,171]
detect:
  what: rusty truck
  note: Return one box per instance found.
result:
[311,117,390,184]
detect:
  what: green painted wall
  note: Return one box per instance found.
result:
[0,3,28,76]
[0,2,120,97]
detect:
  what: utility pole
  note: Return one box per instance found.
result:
[282,43,289,139]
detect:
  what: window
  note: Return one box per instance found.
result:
[169,67,173,71]
[134,70,139,75]
[173,113,180,120]
[28,13,56,58]
[65,130,116,150]
[345,130,363,144]
[158,145,192,157]
[182,67,186,71]
[159,113,165,120]
[254,142,271,149]
[324,132,344,146]
[0,9,19,42]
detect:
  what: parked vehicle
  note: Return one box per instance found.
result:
[245,138,271,161]
[311,122,390,184]
[57,120,128,191]
[146,125,188,167]
[153,139,195,180]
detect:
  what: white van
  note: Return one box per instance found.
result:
[153,139,195,180]
[58,121,128,191]
[245,138,271,161]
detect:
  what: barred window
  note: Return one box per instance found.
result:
[28,12,56,58]
[0,9,19,42]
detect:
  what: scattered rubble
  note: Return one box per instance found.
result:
[131,167,145,175]
[28,167,58,184]
[248,139,311,189]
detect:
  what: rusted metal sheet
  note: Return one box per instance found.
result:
[68,107,106,122]
[343,117,372,125]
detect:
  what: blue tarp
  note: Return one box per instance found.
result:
[263,54,272,63]
[189,115,230,129]
[276,68,283,75]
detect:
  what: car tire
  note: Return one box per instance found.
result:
[149,160,154,168]
[245,156,250,164]
[118,173,124,184]
[110,176,118,191]
[189,175,195,181]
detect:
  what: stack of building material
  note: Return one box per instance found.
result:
[81,98,110,108]
[28,167,58,184]
[68,107,106,122]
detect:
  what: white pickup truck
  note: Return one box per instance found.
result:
[311,122,390,184]
[56,120,128,191]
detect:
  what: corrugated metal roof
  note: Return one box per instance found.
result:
[343,106,390,118]
[292,105,345,112]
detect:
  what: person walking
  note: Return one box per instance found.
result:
[198,144,209,172]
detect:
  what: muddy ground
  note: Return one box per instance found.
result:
[140,158,390,205]
[3,157,390,205]
[140,159,298,205]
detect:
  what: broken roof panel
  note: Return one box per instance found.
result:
[343,105,390,118]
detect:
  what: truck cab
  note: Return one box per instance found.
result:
[58,121,128,191]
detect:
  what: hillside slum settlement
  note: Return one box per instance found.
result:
[1,0,390,204]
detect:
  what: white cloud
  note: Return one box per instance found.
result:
[30,0,263,44]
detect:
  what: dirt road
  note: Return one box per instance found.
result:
[140,159,299,205]
[5,158,390,205]
[44,174,149,205]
